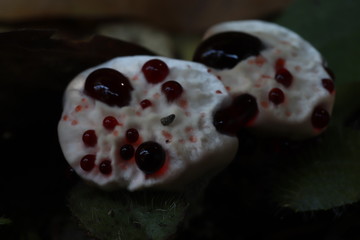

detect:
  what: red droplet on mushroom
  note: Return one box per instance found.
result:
[269,88,285,105]
[322,79,335,94]
[142,59,169,84]
[80,154,96,171]
[311,106,330,129]
[275,68,293,87]
[103,116,118,130]
[213,94,258,135]
[161,80,183,102]
[82,130,97,147]
[99,159,112,175]
[84,68,133,107]
[120,144,135,160]
[140,99,152,109]
[135,141,166,174]
[126,128,139,143]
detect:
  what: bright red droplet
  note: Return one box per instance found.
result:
[140,99,152,109]
[312,107,330,129]
[99,160,112,175]
[269,88,285,105]
[142,59,169,84]
[161,80,183,102]
[275,68,293,88]
[126,128,139,143]
[82,130,97,147]
[322,79,335,94]
[80,154,96,171]
[103,116,118,130]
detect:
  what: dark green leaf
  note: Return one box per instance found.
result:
[273,82,360,211]
[68,183,189,240]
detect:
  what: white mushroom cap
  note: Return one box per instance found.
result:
[58,56,238,191]
[196,20,335,139]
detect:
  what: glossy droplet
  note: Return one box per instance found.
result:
[126,128,139,143]
[275,68,293,88]
[312,107,330,129]
[103,116,118,130]
[322,79,335,94]
[193,32,265,69]
[84,68,133,107]
[161,81,183,102]
[99,160,112,175]
[142,59,169,84]
[269,88,285,105]
[82,130,97,147]
[213,94,258,136]
[140,99,152,109]
[120,144,135,160]
[135,141,166,174]
[80,154,96,171]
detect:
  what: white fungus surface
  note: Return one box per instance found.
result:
[203,20,335,139]
[58,56,238,191]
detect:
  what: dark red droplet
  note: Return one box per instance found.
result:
[275,68,293,88]
[193,32,265,70]
[135,141,166,174]
[80,154,96,171]
[269,88,285,105]
[213,94,258,136]
[99,160,112,175]
[142,59,169,84]
[120,144,135,160]
[161,81,183,102]
[82,130,97,147]
[322,79,335,94]
[103,116,118,130]
[140,99,152,109]
[84,68,133,107]
[312,107,330,129]
[126,128,139,143]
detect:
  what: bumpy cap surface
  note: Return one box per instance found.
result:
[194,20,335,139]
[58,56,238,190]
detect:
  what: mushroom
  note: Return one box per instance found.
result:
[58,56,238,191]
[193,20,335,139]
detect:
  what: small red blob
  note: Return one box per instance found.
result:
[140,99,152,109]
[275,68,293,87]
[322,79,335,94]
[142,59,169,84]
[275,58,285,70]
[126,128,139,143]
[311,107,330,129]
[99,160,112,175]
[161,80,183,102]
[269,88,285,105]
[216,90,222,94]
[80,154,96,171]
[103,116,118,130]
[82,130,97,147]
[75,105,82,112]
